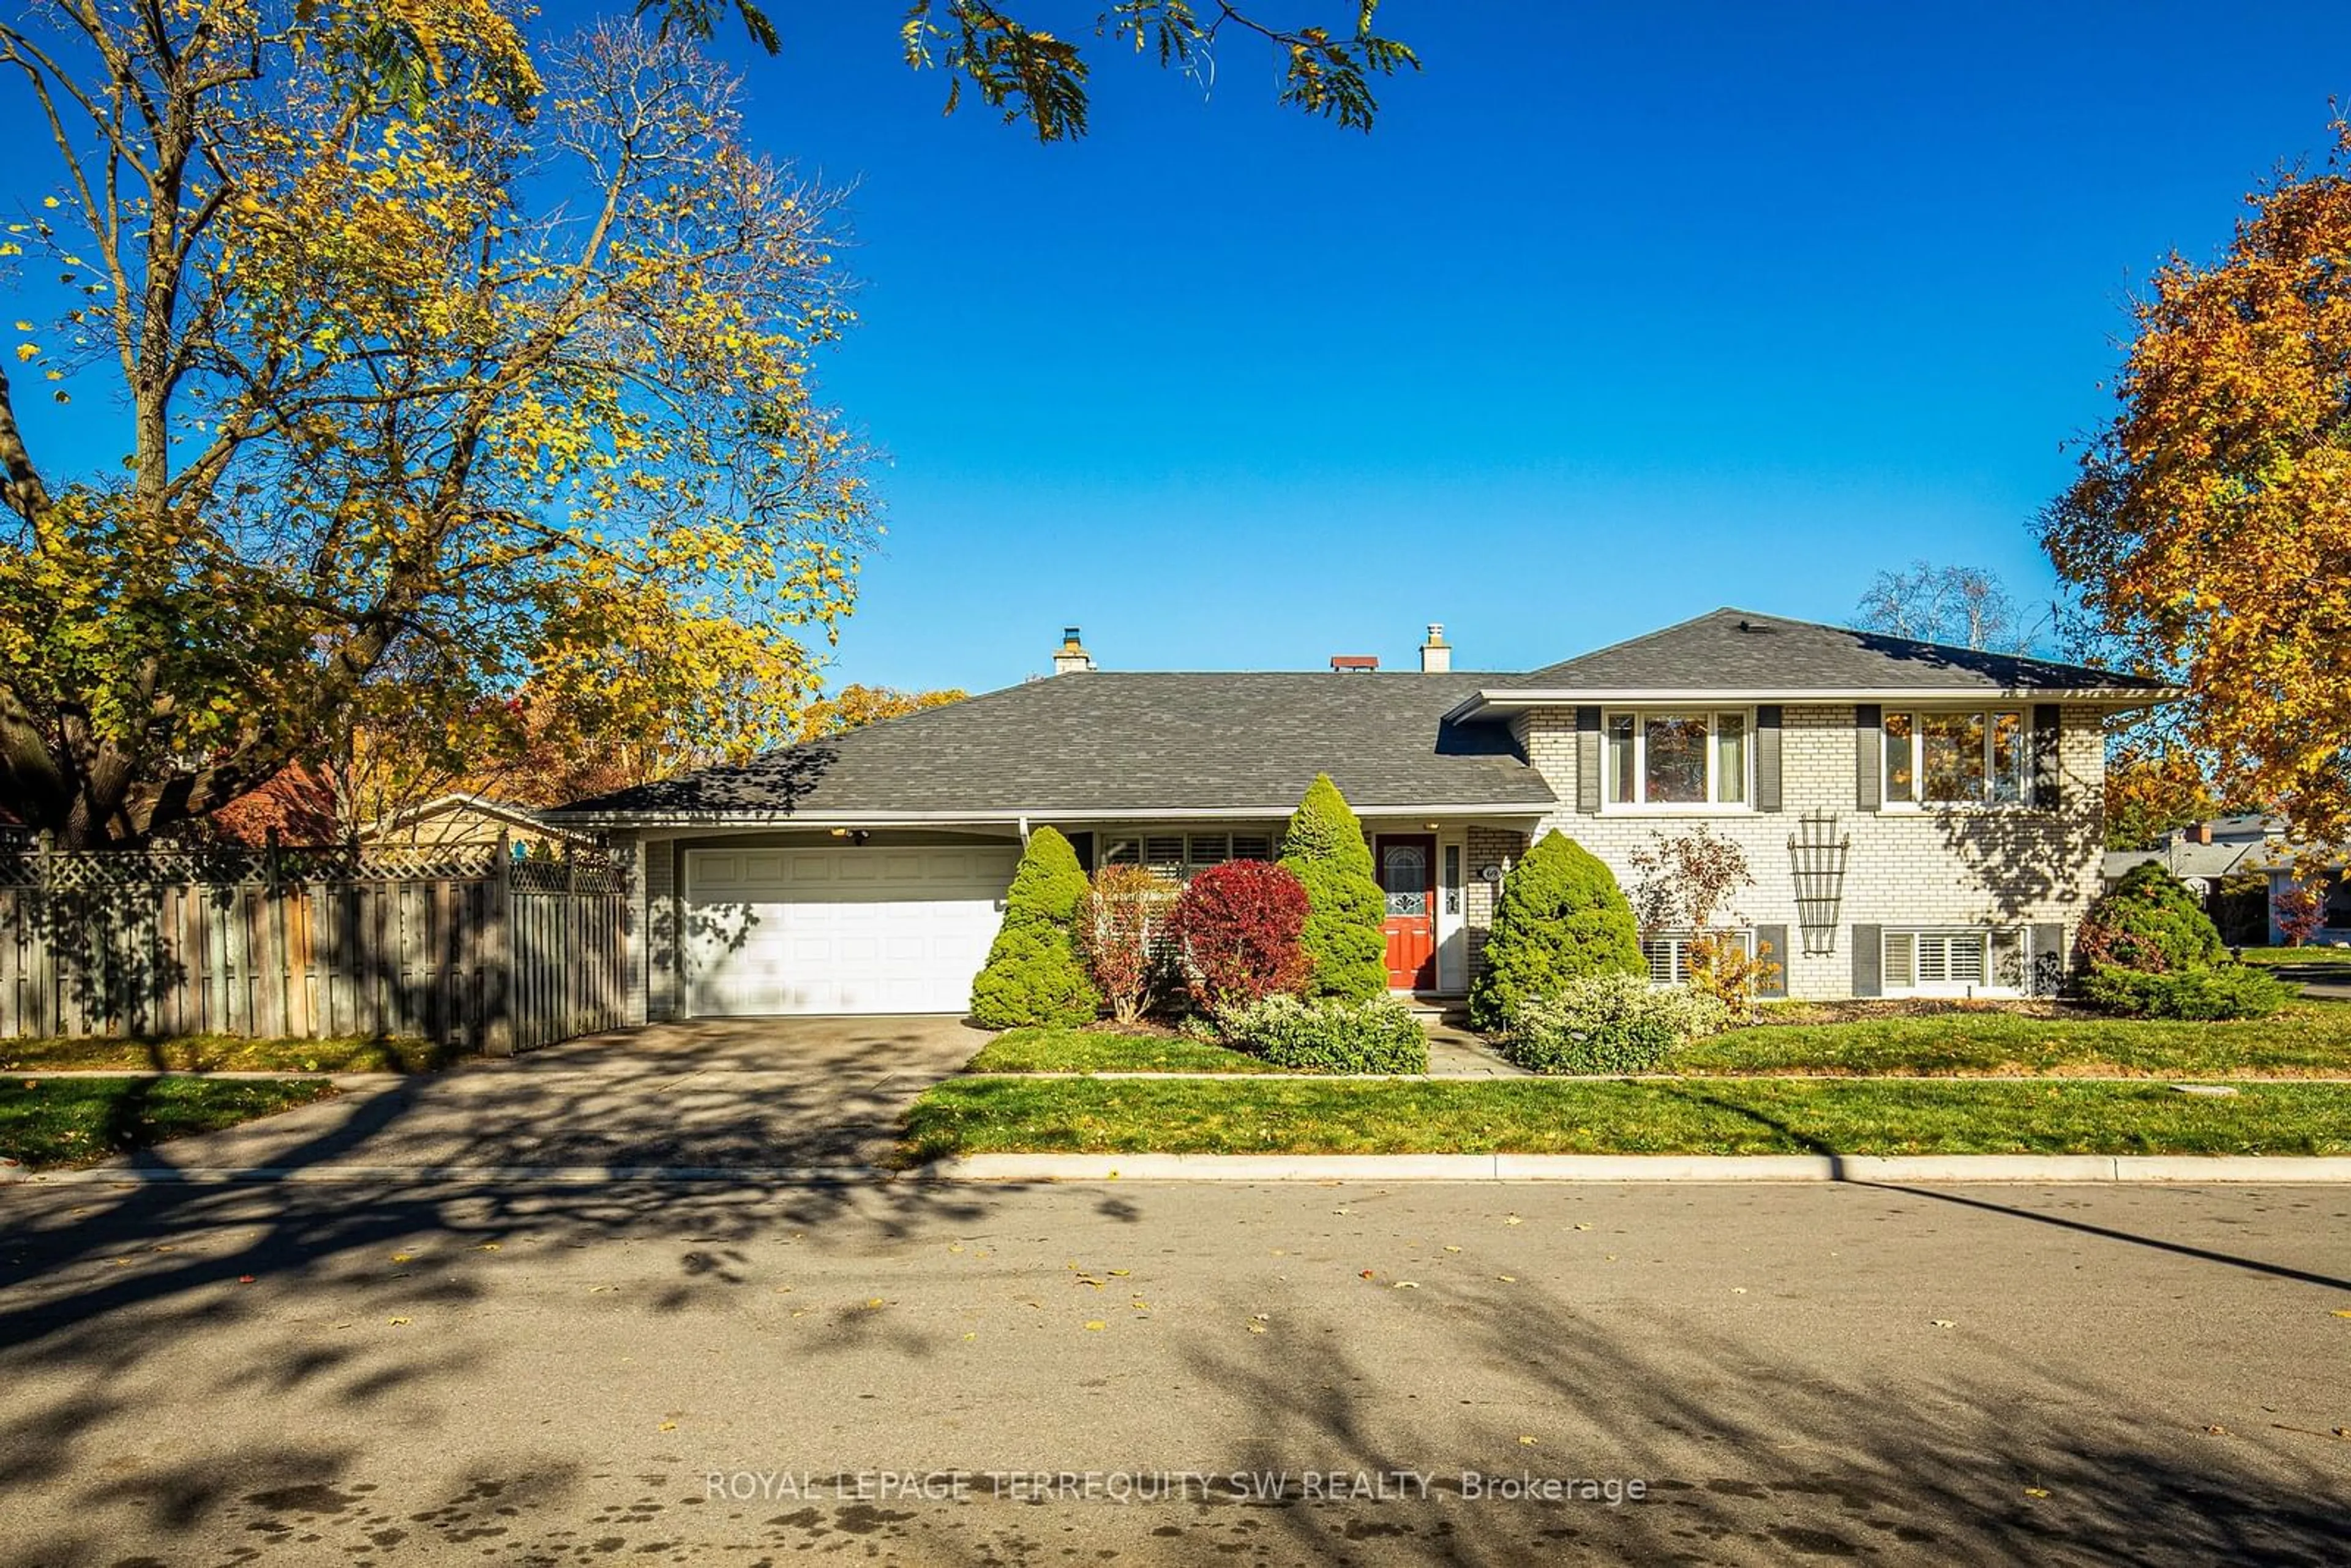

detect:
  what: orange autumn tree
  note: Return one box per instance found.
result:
[2043,126,2351,852]
[0,10,868,846]
[795,685,967,741]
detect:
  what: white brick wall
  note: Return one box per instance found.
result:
[1480,703,2106,1000]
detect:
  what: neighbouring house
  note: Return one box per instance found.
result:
[546,610,2177,1019]
[2102,813,2280,945]
[362,792,586,856]
[2243,838,2351,947]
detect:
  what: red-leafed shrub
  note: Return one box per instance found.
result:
[1169,860,1311,1016]
[1081,864,1180,1024]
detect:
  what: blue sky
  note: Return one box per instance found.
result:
[12,3,2351,694]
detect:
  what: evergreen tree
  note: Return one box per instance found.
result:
[1468,830,1644,1032]
[970,827,1100,1027]
[1277,774,1389,1002]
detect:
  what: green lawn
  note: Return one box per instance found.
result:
[0,1032,456,1074]
[2240,946,2351,966]
[966,1026,1276,1075]
[1677,1005,2351,1078]
[0,1078,340,1171]
[901,1077,2351,1163]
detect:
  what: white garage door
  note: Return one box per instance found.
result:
[683,844,1020,1016]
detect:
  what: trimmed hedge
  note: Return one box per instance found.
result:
[2077,863,2226,975]
[1500,973,1731,1075]
[1468,831,1644,1032]
[1278,775,1389,1002]
[1220,995,1429,1075]
[2079,962,2294,1021]
[970,827,1101,1029]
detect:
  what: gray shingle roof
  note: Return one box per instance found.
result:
[554,671,1556,821]
[1494,607,2176,696]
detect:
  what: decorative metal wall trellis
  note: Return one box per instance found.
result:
[1788,812,1851,956]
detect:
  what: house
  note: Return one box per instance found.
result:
[362,792,585,855]
[2242,838,2351,947]
[2102,813,2279,944]
[547,609,2177,1020]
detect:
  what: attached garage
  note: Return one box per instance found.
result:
[681,843,1019,1016]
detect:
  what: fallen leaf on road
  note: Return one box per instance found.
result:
[2204,1425,2229,1435]
[588,1285,613,1293]
[1442,1245,1462,1254]
[1393,1281,1420,1290]
[948,1243,964,1254]
[1084,1321,1106,1332]
[2331,1309,2351,1319]
[963,1332,977,1340]
[388,1317,411,1326]
[1496,1275,1517,1283]
[1503,1215,1523,1226]
[1731,1288,1747,1295]
[1519,1436,1537,1446]
[476,1243,500,1251]
[1108,1269,1130,1277]
[1572,1223,1591,1231]
[1931,1319,1955,1329]
[864,1297,886,1309]
[390,1253,412,1263]
[2024,1488,2049,1498]
[238,1275,255,1284]
[659,1421,677,1431]
[1360,1270,1376,1280]
[1247,1323,1267,1334]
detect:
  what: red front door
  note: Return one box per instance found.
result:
[1376,835,1436,992]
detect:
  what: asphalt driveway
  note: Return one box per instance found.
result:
[72,1016,988,1176]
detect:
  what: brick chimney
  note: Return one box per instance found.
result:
[1419,623,1451,674]
[2193,822,2213,845]
[1052,626,1094,675]
[1329,655,1379,673]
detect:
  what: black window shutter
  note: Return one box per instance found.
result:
[2032,705,2062,810]
[1576,706,1602,814]
[1755,705,1782,812]
[1851,923,1882,998]
[1753,923,1789,998]
[1855,705,1882,811]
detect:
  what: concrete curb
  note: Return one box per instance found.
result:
[919,1152,2351,1184]
[9,1154,2351,1188]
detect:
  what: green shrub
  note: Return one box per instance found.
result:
[2077,863,2226,975]
[1500,973,1731,1075]
[1220,994,1429,1074]
[2079,962,2293,1021]
[970,827,1101,1028]
[1468,831,1644,1032]
[1278,774,1389,1002]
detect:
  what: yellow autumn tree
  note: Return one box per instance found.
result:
[2042,125,2351,852]
[795,685,968,741]
[0,9,868,845]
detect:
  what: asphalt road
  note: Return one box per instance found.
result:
[1,1177,2345,1566]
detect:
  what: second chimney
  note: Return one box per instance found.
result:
[1052,626,1095,675]
[1419,623,1451,674]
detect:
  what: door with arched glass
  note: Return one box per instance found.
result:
[1375,835,1437,991]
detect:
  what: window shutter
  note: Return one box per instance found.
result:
[2032,705,2061,809]
[1229,833,1273,862]
[1851,923,1882,997]
[1755,705,1783,812]
[1855,705,1881,811]
[1753,923,1788,998]
[2031,921,2066,996]
[1575,706,1602,814]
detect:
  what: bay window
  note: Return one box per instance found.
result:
[1605,711,1750,808]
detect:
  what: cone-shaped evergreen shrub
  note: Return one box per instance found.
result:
[1468,830,1644,1032]
[970,827,1100,1027]
[1278,774,1389,1002]
[2076,863,2225,975]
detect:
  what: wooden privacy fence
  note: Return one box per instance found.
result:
[0,836,627,1052]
